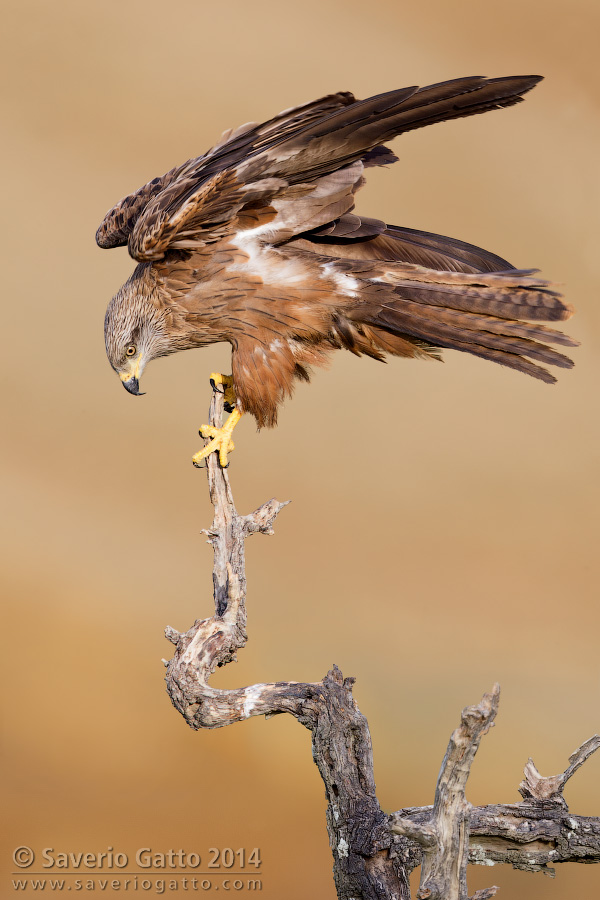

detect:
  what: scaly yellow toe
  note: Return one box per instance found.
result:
[192,408,242,468]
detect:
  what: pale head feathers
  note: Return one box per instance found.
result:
[104,266,171,376]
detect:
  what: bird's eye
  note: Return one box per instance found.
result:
[125,344,137,357]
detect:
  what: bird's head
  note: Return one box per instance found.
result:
[104,279,170,396]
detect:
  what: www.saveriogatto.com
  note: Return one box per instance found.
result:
[9,845,263,893]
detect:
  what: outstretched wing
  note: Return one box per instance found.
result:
[96,76,542,265]
[95,91,356,253]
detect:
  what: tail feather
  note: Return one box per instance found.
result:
[391,299,576,348]
[375,302,574,370]
[374,267,572,322]
[439,343,561,384]
[340,262,577,384]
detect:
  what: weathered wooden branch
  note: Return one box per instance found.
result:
[519,735,600,804]
[164,386,600,899]
[392,686,501,899]
[393,737,600,887]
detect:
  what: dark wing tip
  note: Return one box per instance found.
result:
[518,74,544,86]
[95,224,113,249]
[496,74,543,86]
[498,74,544,99]
[95,211,130,250]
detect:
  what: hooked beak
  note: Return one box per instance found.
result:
[119,352,146,396]
[121,376,145,396]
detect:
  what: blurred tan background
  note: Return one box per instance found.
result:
[2,1,599,897]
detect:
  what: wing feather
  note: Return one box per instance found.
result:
[95,92,356,252]
[97,76,543,262]
[294,221,515,274]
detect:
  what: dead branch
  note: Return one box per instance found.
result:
[392,687,500,899]
[164,386,600,900]
[164,387,407,898]
[519,735,600,804]
[393,733,600,887]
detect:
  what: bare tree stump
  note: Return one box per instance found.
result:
[164,386,600,899]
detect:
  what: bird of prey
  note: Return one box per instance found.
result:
[98,75,575,466]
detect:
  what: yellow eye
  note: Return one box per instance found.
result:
[125,344,137,357]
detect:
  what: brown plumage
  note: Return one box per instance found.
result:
[99,75,576,427]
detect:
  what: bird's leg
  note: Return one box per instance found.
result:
[192,374,242,468]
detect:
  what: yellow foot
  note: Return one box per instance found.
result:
[210,372,236,410]
[192,408,242,468]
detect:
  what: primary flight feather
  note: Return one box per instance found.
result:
[98,76,575,464]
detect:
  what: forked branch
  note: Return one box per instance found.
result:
[164,387,600,900]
